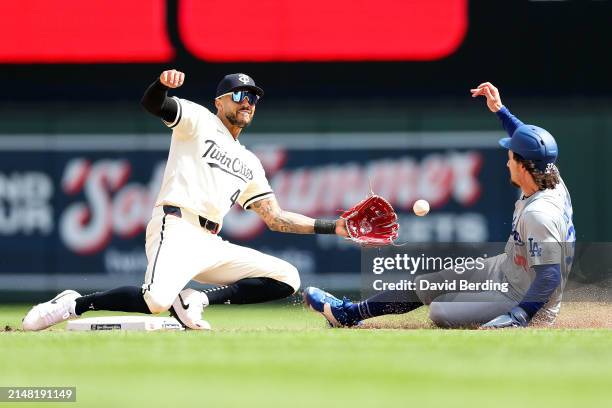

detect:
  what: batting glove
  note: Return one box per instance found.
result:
[481,306,529,329]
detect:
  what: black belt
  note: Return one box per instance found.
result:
[162,205,219,234]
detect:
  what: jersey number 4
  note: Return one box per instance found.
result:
[230,189,241,207]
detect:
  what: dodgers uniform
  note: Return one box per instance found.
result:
[413,175,573,325]
[413,99,575,327]
[502,176,575,322]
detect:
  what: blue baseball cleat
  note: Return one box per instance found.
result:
[303,287,361,327]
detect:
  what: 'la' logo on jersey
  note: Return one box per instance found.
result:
[528,238,542,257]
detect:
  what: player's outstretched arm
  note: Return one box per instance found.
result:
[250,196,347,236]
[141,69,184,123]
[470,81,523,137]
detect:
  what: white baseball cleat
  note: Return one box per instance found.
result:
[22,290,81,331]
[169,289,211,330]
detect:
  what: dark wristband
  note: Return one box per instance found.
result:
[314,219,336,234]
[153,78,169,91]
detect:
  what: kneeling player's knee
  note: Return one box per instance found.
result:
[429,301,471,328]
[277,261,300,293]
[143,291,172,314]
[429,302,452,328]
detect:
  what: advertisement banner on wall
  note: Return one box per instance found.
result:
[0,133,516,290]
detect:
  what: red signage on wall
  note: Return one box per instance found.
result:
[179,0,468,61]
[0,0,466,63]
[0,0,173,63]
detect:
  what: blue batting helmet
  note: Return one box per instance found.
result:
[499,125,558,171]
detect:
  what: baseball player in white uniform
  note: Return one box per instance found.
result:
[23,70,349,331]
[304,82,575,328]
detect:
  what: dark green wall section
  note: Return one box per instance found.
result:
[0,98,610,240]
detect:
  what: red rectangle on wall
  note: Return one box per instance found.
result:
[179,0,467,62]
[0,0,173,63]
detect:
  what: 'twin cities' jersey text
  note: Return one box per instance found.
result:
[201,139,254,182]
[154,97,273,230]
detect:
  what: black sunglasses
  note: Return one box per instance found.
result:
[223,90,260,106]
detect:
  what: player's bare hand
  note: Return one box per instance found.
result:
[470,82,503,112]
[335,219,349,238]
[160,69,185,88]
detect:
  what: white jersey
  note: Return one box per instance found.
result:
[154,97,274,229]
[502,176,576,322]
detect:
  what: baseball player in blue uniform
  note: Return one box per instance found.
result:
[304,82,575,328]
[23,69,349,331]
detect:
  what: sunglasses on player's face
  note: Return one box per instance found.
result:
[220,90,260,106]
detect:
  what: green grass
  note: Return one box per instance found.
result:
[1,304,611,408]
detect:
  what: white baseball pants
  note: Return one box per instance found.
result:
[142,206,300,313]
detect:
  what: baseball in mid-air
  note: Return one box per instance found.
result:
[413,199,430,216]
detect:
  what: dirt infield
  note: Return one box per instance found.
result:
[550,281,612,328]
[546,302,612,328]
[360,301,612,330]
[361,281,612,329]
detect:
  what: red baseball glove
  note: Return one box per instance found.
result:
[341,195,399,247]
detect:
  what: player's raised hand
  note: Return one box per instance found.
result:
[160,69,185,88]
[470,82,503,112]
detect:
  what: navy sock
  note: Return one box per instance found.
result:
[205,277,294,305]
[75,286,151,315]
[347,290,422,321]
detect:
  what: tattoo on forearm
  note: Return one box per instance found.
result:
[250,198,315,234]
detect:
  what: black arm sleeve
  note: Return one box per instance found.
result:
[140,79,179,124]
